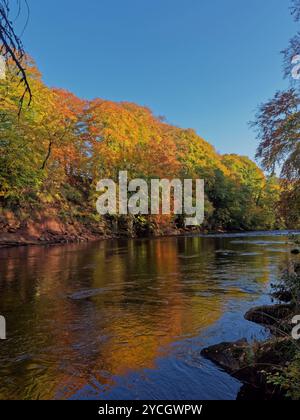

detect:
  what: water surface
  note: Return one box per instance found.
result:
[0,231,297,400]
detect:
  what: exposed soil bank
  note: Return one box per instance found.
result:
[1,208,296,249]
[0,210,109,248]
[0,209,192,248]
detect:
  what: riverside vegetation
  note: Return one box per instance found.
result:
[2,1,300,246]
[0,57,290,247]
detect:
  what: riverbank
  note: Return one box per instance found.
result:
[2,206,298,249]
[0,208,195,248]
[0,209,107,248]
[201,258,300,400]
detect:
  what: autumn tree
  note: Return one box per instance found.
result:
[0,57,87,205]
[0,57,280,233]
[252,0,300,228]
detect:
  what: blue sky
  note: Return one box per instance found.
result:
[18,0,297,161]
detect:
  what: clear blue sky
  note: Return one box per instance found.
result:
[18,0,297,160]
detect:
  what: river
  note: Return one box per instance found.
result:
[0,231,298,400]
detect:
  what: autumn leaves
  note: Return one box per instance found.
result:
[0,57,280,232]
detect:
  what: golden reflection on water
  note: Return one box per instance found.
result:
[0,234,292,399]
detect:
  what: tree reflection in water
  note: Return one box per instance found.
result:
[0,233,292,399]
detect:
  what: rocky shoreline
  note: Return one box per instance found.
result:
[201,261,300,400]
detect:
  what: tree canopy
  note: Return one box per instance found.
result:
[251,0,300,228]
[0,56,281,233]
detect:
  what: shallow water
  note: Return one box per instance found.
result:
[0,231,297,400]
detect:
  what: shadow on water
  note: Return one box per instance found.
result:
[0,231,296,400]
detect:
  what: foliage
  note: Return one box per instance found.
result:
[251,1,300,228]
[267,235,300,400]
[0,57,281,233]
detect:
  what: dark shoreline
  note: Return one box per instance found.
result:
[1,223,299,249]
[201,297,299,400]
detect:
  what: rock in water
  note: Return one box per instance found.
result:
[291,249,300,255]
[201,339,249,374]
[68,288,106,301]
[244,304,293,326]
[201,338,291,400]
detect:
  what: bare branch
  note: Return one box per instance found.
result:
[291,0,300,21]
[0,0,32,111]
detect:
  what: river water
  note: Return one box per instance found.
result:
[0,231,297,400]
